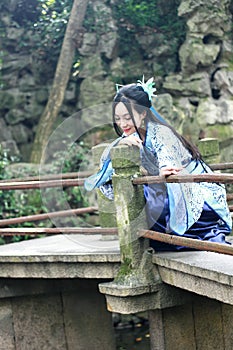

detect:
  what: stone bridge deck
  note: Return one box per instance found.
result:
[0,234,232,349]
[0,234,232,306]
[0,234,120,279]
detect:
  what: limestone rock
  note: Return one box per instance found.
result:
[163,73,211,97]
[79,33,97,57]
[5,109,26,125]
[212,69,233,97]
[179,39,221,74]
[10,124,33,144]
[154,93,185,131]
[98,31,118,60]
[196,98,233,126]
[78,77,115,110]
[79,54,105,79]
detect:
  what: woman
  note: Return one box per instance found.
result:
[85,78,232,250]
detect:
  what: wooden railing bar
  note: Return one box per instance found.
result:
[227,194,233,201]
[210,162,233,170]
[139,229,233,256]
[0,207,98,226]
[133,173,233,185]
[0,171,92,183]
[0,178,85,190]
[0,227,118,236]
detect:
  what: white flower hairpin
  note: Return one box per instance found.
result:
[115,76,157,101]
[137,76,157,101]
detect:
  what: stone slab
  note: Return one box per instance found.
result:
[0,234,121,279]
[153,250,233,305]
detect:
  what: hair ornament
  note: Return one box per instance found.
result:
[115,83,124,92]
[137,75,157,101]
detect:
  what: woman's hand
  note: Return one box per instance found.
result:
[118,135,143,148]
[159,166,182,177]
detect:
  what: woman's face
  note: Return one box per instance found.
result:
[114,102,145,135]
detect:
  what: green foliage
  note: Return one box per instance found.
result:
[113,0,186,40]
[0,141,90,244]
[33,0,72,56]
[83,3,110,35]
[110,0,186,75]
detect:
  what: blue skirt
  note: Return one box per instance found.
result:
[144,184,231,251]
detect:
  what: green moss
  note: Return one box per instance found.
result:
[115,257,133,282]
[206,124,233,140]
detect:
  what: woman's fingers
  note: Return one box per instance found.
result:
[119,136,143,148]
[160,166,182,176]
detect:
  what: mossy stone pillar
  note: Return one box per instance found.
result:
[110,145,148,270]
[198,138,220,164]
[92,143,117,231]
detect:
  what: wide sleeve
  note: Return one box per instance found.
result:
[148,124,189,169]
[146,123,204,235]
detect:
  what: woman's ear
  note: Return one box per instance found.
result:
[141,110,146,119]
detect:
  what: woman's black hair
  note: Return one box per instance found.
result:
[112,84,201,160]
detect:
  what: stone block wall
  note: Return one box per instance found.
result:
[0,279,116,350]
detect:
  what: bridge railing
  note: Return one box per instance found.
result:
[0,138,232,246]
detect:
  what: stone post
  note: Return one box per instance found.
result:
[99,144,189,317]
[198,137,220,164]
[92,143,117,239]
[110,144,148,269]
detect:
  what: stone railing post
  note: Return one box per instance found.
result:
[198,137,220,164]
[98,144,192,323]
[91,143,117,237]
[110,144,149,270]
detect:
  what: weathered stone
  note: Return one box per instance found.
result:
[6,26,24,41]
[110,59,151,83]
[212,69,233,97]
[79,33,97,56]
[0,0,233,164]
[64,82,76,102]
[163,304,196,350]
[18,73,36,91]
[35,89,49,104]
[154,93,185,131]
[196,98,233,126]
[5,162,42,178]
[5,108,26,125]
[163,72,211,97]
[0,91,15,110]
[63,281,116,350]
[186,7,231,37]
[78,54,105,79]
[12,294,67,350]
[0,118,13,141]
[153,250,233,305]
[99,31,118,59]
[78,77,115,109]
[10,124,32,144]
[110,145,148,269]
[193,297,224,350]
[0,302,15,350]
[2,54,31,74]
[198,138,220,163]
[91,143,117,231]
[221,39,233,60]
[179,38,220,74]
[1,140,20,157]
